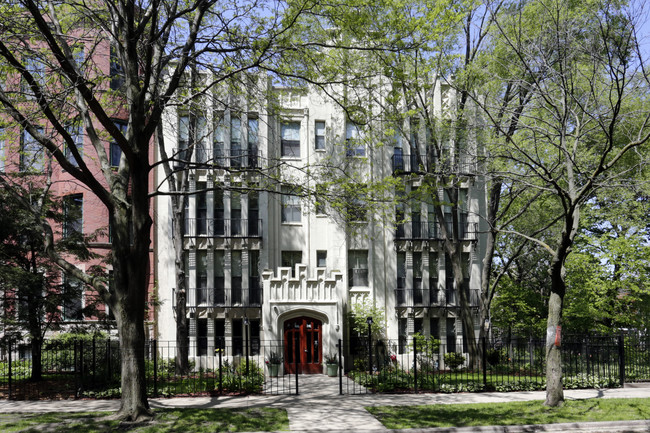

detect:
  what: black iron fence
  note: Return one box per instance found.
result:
[1,333,649,399]
[341,333,650,394]
[0,338,296,399]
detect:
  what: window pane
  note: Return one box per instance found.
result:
[315,120,325,150]
[63,194,83,238]
[65,124,83,167]
[21,128,44,171]
[281,122,300,157]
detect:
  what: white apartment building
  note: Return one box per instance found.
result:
[155,77,487,373]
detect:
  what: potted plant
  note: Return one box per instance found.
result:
[265,351,282,377]
[324,353,338,377]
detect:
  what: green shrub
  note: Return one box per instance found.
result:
[444,352,466,370]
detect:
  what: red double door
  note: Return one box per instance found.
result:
[284,316,322,374]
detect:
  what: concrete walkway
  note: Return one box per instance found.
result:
[2,376,650,432]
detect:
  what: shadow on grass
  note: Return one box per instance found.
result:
[0,408,289,433]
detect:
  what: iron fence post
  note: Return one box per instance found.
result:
[482,336,487,387]
[413,337,418,393]
[619,333,625,387]
[79,339,85,395]
[218,343,223,394]
[92,336,96,387]
[338,339,342,395]
[153,339,158,397]
[8,341,12,399]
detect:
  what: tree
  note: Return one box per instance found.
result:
[0,184,98,381]
[479,0,650,406]
[0,0,325,420]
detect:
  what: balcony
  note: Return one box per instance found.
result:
[185,286,262,308]
[172,147,262,169]
[182,218,262,238]
[395,221,478,241]
[444,287,479,307]
[395,287,440,307]
[392,151,475,175]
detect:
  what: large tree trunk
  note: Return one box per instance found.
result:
[111,152,153,421]
[544,254,566,407]
[454,255,479,370]
[29,337,42,382]
[173,207,189,375]
[116,309,151,420]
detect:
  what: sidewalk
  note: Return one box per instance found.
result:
[2,376,650,432]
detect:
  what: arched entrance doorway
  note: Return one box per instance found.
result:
[284,316,322,374]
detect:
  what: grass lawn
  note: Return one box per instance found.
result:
[366,398,650,429]
[0,407,289,432]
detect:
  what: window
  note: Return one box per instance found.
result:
[430,317,439,339]
[346,194,366,222]
[215,319,225,350]
[248,117,259,167]
[197,318,208,356]
[64,123,83,167]
[110,120,127,168]
[196,116,208,164]
[213,188,224,236]
[196,182,207,235]
[62,274,83,321]
[249,250,261,305]
[396,252,406,306]
[281,186,301,223]
[232,250,242,304]
[429,253,439,304]
[72,46,85,76]
[398,318,407,354]
[316,250,327,268]
[314,120,325,150]
[446,318,457,353]
[413,252,423,304]
[110,44,125,90]
[21,128,44,172]
[427,200,437,239]
[282,251,302,278]
[63,194,83,238]
[411,195,422,237]
[232,318,243,355]
[314,184,326,215]
[248,190,260,236]
[281,122,300,157]
[348,250,368,287]
[22,55,45,98]
[178,115,207,164]
[414,318,424,335]
[445,254,455,304]
[345,122,365,157]
[214,251,225,304]
[196,251,208,304]
[213,113,225,165]
[231,116,242,167]
[178,115,190,164]
[231,189,242,236]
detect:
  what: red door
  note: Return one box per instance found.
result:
[284,317,322,374]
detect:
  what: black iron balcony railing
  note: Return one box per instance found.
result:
[396,287,478,308]
[395,288,440,307]
[181,218,262,238]
[185,286,262,308]
[172,147,262,169]
[395,221,477,241]
[392,151,476,175]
